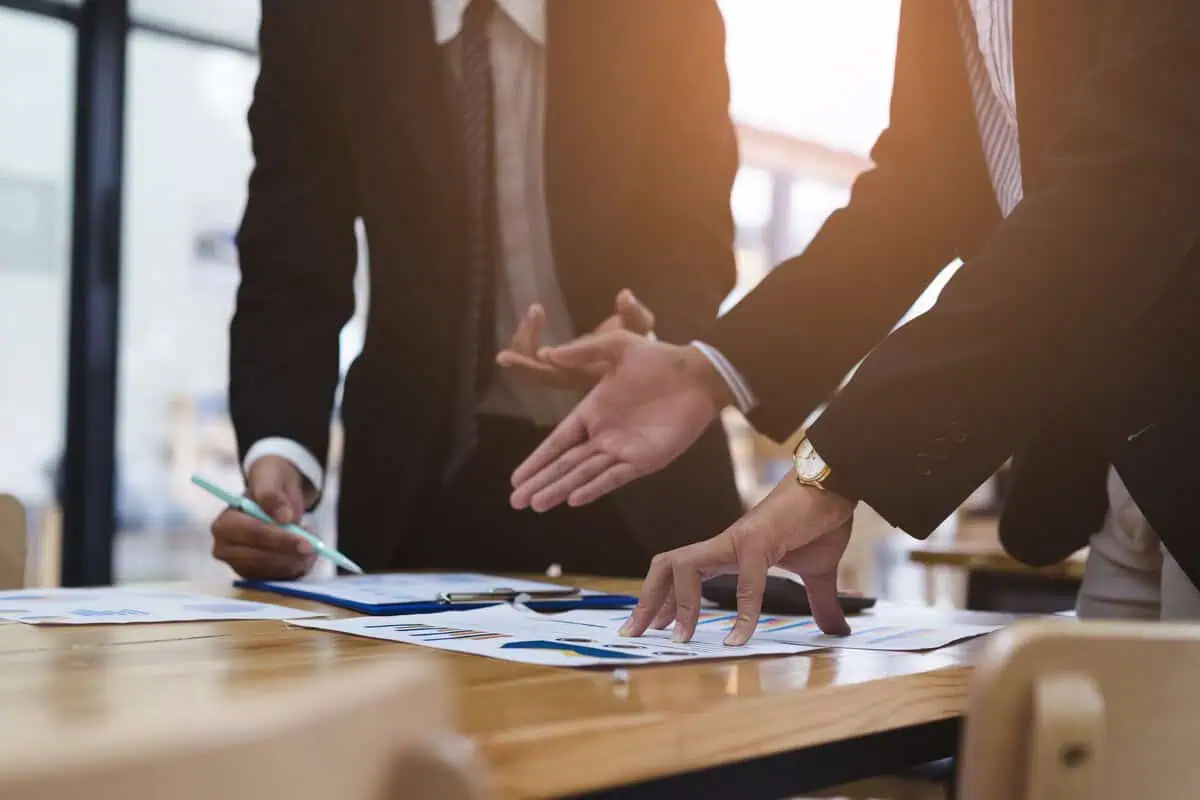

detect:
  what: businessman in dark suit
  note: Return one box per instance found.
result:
[511,0,1200,639]
[209,0,744,580]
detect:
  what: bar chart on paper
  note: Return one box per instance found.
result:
[621,608,1005,652]
[292,603,1007,667]
[0,587,324,625]
[292,604,816,667]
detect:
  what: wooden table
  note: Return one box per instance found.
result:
[910,544,1086,578]
[0,578,1014,799]
[911,545,1086,613]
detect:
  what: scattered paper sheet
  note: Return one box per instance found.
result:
[293,604,815,667]
[295,604,1004,665]
[663,607,1005,651]
[253,572,580,607]
[576,606,1004,652]
[0,587,325,625]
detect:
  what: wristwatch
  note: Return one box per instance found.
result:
[792,435,831,489]
[792,434,860,502]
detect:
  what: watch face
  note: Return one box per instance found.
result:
[795,439,826,481]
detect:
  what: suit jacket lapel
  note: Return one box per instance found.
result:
[544,1,640,292]
[936,0,1007,243]
[1012,0,1101,188]
[339,0,463,212]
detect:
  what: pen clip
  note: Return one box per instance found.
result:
[438,590,517,604]
[437,588,581,605]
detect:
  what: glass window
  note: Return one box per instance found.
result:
[117,32,366,582]
[723,245,770,315]
[116,32,258,582]
[0,7,75,583]
[131,0,260,51]
[730,166,774,231]
[720,0,900,155]
[787,178,852,255]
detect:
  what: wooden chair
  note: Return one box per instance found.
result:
[958,619,1200,800]
[33,502,61,587]
[0,657,486,800]
[0,494,26,590]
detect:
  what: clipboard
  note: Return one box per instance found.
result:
[235,572,638,615]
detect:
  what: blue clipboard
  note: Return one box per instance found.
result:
[235,578,638,616]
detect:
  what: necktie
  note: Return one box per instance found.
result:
[447,0,499,477]
[955,0,1023,217]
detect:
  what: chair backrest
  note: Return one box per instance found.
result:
[0,657,486,800]
[959,619,1200,800]
[0,494,26,589]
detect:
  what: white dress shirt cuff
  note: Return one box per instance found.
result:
[689,341,758,415]
[243,438,325,507]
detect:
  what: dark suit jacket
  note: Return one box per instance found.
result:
[232,0,744,570]
[706,0,1200,584]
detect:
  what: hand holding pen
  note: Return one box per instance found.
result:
[202,456,363,580]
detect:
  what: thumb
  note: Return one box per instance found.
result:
[803,572,851,636]
[540,329,637,370]
[247,458,306,525]
[616,289,655,335]
[257,489,300,525]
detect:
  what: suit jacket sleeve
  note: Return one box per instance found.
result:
[704,2,964,440]
[625,1,739,343]
[1000,429,1110,567]
[807,1,1200,536]
[231,2,358,481]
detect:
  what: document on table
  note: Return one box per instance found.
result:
[662,607,1005,652]
[0,587,325,625]
[294,604,1004,666]
[293,604,816,667]
[240,573,585,609]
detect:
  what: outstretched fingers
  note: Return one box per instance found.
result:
[529,451,617,512]
[511,414,589,507]
[567,462,639,507]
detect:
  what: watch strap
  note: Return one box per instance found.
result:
[794,435,861,504]
[819,469,861,505]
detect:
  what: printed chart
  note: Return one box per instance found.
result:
[0,587,324,625]
[646,608,1004,652]
[294,604,1007,667]
[293,604,813,667]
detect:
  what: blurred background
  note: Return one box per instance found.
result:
[2,0,1001,603]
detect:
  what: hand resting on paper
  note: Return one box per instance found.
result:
[619,474,856,646]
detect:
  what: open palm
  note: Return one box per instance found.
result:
[510,331,725,511]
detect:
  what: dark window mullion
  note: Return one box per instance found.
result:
[61,0,128,586]
[0,0,81,24]
[129,18,256,57]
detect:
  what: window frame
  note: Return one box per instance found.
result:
[0,0,257,585]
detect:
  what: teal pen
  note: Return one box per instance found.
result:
[190,474,364,575]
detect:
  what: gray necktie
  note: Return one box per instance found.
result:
[955,0,1023,217]
[446,0,498,478]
